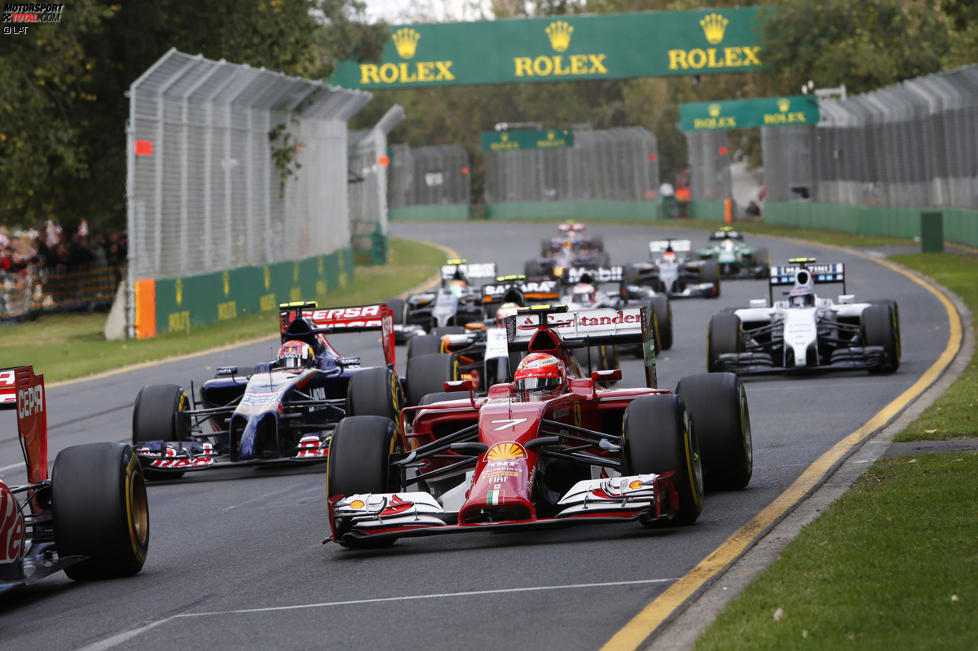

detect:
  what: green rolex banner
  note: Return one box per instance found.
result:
[330,7,764,89]
[680,95,820,131]
[481,128,574,152]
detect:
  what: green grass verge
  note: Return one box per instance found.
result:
[697,453,978,650]
[488,217,914,248]
[0,238,444,383]
[888,253,978,442]
[696,250,978,649]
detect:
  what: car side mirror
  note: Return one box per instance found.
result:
[838,294,854,304]
[591,369,622,383]
[749,298,768,308]
[444,380,474,393]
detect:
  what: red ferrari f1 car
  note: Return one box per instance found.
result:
[0,366,149,592]
[326,304,752,548]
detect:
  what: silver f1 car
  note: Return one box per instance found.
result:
[707,258,901,375]
[625,239,720,299]
[404,259,498,330]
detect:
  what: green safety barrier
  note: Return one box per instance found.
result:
[153,248,353,335]
[351,225,389,266]
[484,200,661,220]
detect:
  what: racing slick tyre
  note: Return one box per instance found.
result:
[524,259,548,278]
[385,297,406,325]
[406,353,458,406]
[326,416,400,548]
[596,251,612,267]
[418,391,463,406]
[51,442,149,580]
[649,295,673,351]
[700,260,721,297]
[861,304,901,374]
[591,235,604,252]
[623,263,638,287]
[675,372,752,491]
[407,334,443,359]
[573,345,619,379]
[622,394,703,525]
[347,366,401,421]
[753,247,770,274]
[707,313,742,372]
[132,384,189,444]
[540,239,553,256]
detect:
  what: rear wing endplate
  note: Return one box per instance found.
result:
[0,365,48,486]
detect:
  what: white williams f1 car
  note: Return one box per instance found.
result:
[707,259,900,375]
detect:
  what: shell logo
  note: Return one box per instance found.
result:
[349,499,365,509]
[486,442,527,461]
[628,480,644,489]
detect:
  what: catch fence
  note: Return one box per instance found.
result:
[761,64,978,209]
[484,127,659,204]
[388,144,471,208]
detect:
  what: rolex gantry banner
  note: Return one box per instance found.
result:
[680,95,820,131]
[329,8,764,89]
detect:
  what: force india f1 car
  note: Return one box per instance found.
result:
[403,260,498,331]
[696,227,770,279]
[1,366,149,592]
[706,259,901,375]
[625,239,720,299]
[325,304,752,548]
[130,301,438,476]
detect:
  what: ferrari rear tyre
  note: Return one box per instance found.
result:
[623,394,703,525]
[405,353,457,406]
[132,384,189,444]
[862,304,900,373]
[407,334,443,359]
[707,313,742,372]
[700,260,721,297]
[326,416,400,548]
[52,442,149,580]
[649,295,673,351]
[347,366,401,421]
[675,372,752,490]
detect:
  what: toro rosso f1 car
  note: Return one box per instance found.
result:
[326,304,752,548]
[625,239,720,299]
[131,301,409,476]
[707,258,901,375]
[1,366,148,592]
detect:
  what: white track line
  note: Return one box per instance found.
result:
[81,578,678,650]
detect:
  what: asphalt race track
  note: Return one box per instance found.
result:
[0,222,948,650]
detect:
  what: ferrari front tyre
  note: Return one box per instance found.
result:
[326,416,400,548]
[707,313,742,372]
[52,442,149,580]
[675,372,752,490]
[407,334,443,359]
[347,366,401,421]
[132,384,189,444]
[862,304,900,373]
[622,394,703,525]
[405,353,457,406]
[649,295,673,351]
[700,260,721,297]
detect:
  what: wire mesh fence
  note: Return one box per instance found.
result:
[388,144,471,207]
[686,129,732,201]
[484,127,658,204]
[126,47,371,288]
[762,64,978,209]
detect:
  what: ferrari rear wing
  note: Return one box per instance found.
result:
[506,304,657,388]
[279,301,396,371]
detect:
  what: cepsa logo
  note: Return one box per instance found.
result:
[18,384,43,419]
[310,304,382,327]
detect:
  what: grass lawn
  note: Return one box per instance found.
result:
[695,251,978,649]
[0,238,444,383]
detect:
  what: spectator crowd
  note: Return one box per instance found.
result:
[1,220,127,277]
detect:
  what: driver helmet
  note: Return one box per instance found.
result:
[448,279,467,296]
[278,340,316,370]
[571,282,597,306]
[788,285,816,307]
[496,301,520,326]
[513,353,566,400]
